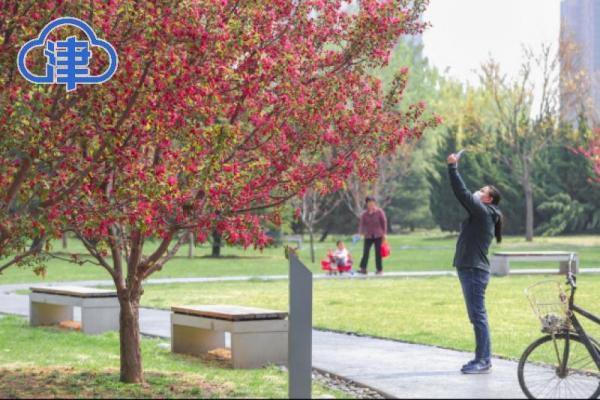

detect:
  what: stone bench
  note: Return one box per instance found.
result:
[171,304,288,369]
[490,251,579,276]
[29,286,119,335]
[283,235,303,249]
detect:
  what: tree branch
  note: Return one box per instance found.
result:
[142,231,188,279]
[2,156,31,210]
[0,234,46,275]
[75,231,118,282]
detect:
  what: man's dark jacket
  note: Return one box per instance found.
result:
[448,163,502,272]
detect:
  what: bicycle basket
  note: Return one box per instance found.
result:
[524,280,570,333]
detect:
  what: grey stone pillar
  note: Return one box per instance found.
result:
[288,252,312,399]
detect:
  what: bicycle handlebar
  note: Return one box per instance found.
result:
[567,273,576,287]
[566,253,577,288]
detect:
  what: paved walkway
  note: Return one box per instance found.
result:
[0,270,458,294]
[4,267,598,295]
[4,271,600,398]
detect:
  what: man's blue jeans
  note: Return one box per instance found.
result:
[457,267,491,363]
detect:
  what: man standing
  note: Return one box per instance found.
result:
[447,153,503,374]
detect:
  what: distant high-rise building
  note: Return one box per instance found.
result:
[560,0,600,124]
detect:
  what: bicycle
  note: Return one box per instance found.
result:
[518,254,600,399]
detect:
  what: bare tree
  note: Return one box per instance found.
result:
[342,139,417,220]
[480,44,561,241]
[187,231,194,259]
[297,190,341,263]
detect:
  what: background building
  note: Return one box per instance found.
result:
[560,0,600,124]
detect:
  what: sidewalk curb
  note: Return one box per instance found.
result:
[312,366,396,399]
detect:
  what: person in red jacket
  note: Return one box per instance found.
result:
[357,196,387,275]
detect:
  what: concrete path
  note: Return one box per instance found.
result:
[0,293,29,316]
[0,290,527,398]
[0,271,458,294]
[5,271,600,398]
[314,331,527,398]
[4,267,599,296]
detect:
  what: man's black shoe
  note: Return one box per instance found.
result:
[460,359,477,371]
[461,360,491,374]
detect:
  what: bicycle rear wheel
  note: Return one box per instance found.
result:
[518,333,600,399]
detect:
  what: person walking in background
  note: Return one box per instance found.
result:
[447,152,503,375]
[357,196,387,275]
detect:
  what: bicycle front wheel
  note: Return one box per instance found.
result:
[518,333,600,399]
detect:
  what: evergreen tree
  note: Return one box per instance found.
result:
[388,142,435,231]
[534,145,600,235]
[428,127,525,234]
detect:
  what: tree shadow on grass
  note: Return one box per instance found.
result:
[0,366,229,398]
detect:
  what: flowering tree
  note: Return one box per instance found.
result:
[580,130,600,180]
[1,0,438,383]
[0,0,150,272]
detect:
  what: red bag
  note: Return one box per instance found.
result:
[381,240,391,258]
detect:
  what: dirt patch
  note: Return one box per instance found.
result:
[0,366,230,399]
[170,348,233,369]
[58,320,81,331]
[205,348,232,364]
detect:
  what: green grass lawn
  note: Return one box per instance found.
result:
[1,231,599,284]
[2,233,599,397]
[0,316,345,399]
[139,274,600,361]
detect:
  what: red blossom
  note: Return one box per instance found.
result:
[1,0,438,277]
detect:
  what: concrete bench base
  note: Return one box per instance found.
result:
[283,235,303,249]
[171,305,288,369]
[29,286,119,335]
[490,252,579,277]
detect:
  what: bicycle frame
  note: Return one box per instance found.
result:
[561,270,600,374]
[569,305,600,363]
[518,256,600,400]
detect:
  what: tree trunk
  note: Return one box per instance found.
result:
[118,294,143,383]
[188,231,194,259]
[62,233,67,249]
[318,230,329,243]
[524,186,534,242]
[308,228,315,263]
[522,160,534,242]
[211,230,221,257]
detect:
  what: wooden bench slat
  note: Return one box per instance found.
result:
[30,286,117,298]
[171,305,288,321]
